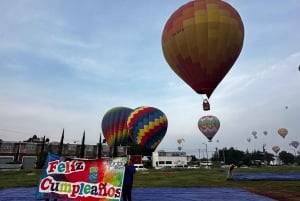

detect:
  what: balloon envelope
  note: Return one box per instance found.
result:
[101,106,133,147]
[198,115,220,141]
[272,146,280,154]
[289,141,299,149]
[278,128,288,138]
[127,106,168,151]
[162,0,244,98]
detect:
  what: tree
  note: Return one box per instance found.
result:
[279,151,295,165]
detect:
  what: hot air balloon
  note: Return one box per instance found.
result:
[289,141,299,149]
[162,0,244,111]
[101,106,133,147]
[198,115,220,142]
[252,131,257,138]
[177,138,185,144]
[278,128,288,139]
[127,106,168,151]
[263,131,268,136]
[247,138,251,143]
[272,146,280,154]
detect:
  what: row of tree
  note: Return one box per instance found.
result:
[190,147,300,166]
[214,147,300,166]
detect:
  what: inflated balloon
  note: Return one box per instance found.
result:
[263,131,268,136]
[127,106,168,151]
[101,106,133,147]
[198,115,220,141]
[177,138,185,144]
[252,131,257,137]
[272,146,280,154]
[162,0,244,102]
[247,138,251,143]
[278,128,288,139]
[289,141,299,149]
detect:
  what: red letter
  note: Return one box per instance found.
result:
[47,160,59,173]
[70,184,80,197]
[40,177,52,191]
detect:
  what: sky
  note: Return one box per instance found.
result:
[0,0,299,157]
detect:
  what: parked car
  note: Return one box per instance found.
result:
[134,164,148,171]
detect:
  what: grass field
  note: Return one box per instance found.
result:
[1,166,300,200]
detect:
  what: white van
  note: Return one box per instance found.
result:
[134,164,147,171]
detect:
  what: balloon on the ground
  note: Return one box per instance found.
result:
[289,141,299,149]
[161,0,244,99]
[272,146,280,154]
[198,115,220,141]
[101,106,133,147]
[127,106,168,151]
[278,128,288,138]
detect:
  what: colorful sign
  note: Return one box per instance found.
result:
[36,153,126,201]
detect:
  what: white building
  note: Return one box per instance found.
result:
[152,150,188,169]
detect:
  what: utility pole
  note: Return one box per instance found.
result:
[198,148,201,166]
[202,143,208,167]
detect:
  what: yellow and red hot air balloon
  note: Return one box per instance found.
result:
[162,0,244,110]
[278,128,288,139]
[198,115,220,142]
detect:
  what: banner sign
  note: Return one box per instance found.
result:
[36,153,126,201]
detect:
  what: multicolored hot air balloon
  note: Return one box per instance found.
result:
[272,146,280,154]
[127,106,168,151]
[198,115,220,142]
[162,0,244,110]
[278,128,288,139]
[289,141,299,149]
[101,106,133,147]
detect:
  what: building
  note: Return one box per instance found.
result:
[0,140,129,169]
[152,150,188,169]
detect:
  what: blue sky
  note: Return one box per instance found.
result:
[0,0,299,157]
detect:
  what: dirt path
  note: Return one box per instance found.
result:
[242,187,300,201]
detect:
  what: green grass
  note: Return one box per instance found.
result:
[1,166,300,194]
[0,169,42,189]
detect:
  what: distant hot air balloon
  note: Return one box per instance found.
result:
[272,146,280,154]
[263,131,268,136]
[247,138,251,143]
[289,141,299,149]
[252,131,257,138]
[127,106,168,151]
[162,0,244,110]
[177,138,185,144]
[101,106,133,147]
[198,115,220,142]
[278,128,288,139]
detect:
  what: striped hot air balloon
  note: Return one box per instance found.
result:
[101,106,133,147]
[198,115,220,142]
[127,106,168,151]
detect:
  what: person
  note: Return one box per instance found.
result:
[122,159,136,201]
[227,163,235,179]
